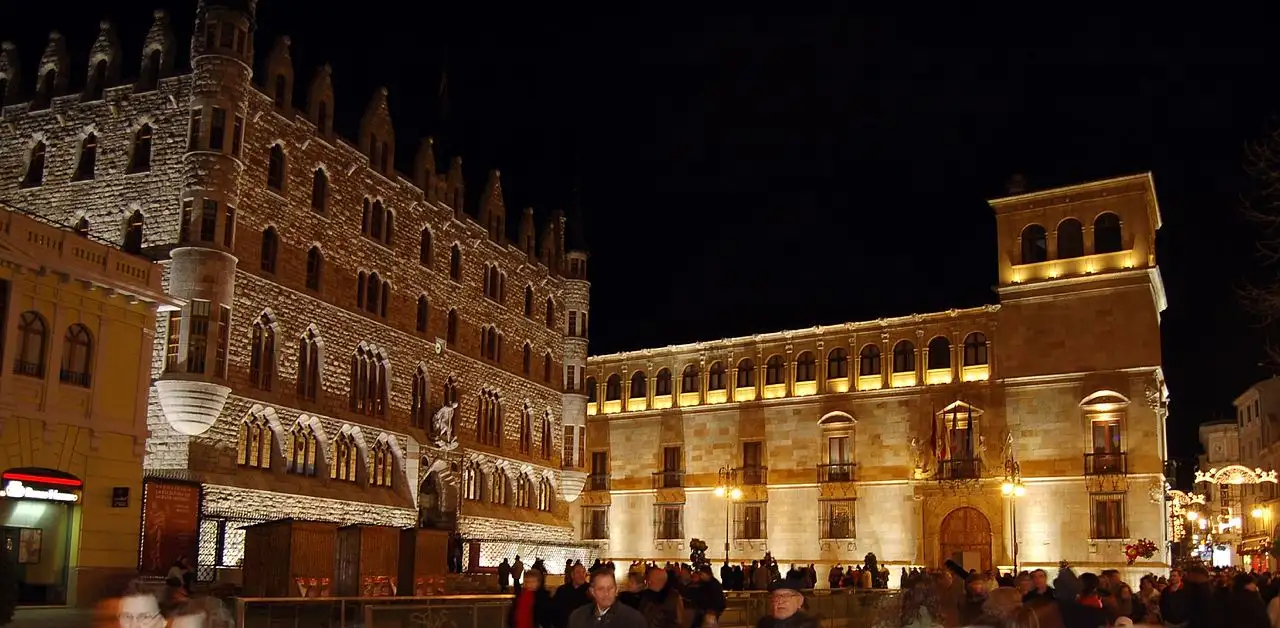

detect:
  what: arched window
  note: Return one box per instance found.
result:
[892,340,915,373]
[708,362,726,391]
[123,211,145,254]
[260,227,278,273]
[606,374,622,401]
[927,337,951,370]
[60,324,93,387]
[519,406,533,453]
[827,348,849,379]
[859,345,881,376]
[349,344,388,417]
[477,389,502,446]
[416,295,430,333]
[267,144,286,191]
[287,421,317,476]
[516,475,533,509]
[681,365,699,394]
[1057,218,1084,259]
[361,199,371,236]
[371,438,395,487]
[795,352,816,382]
[419,228,432,267]
[631,371,647,399]
[237,412,273,469]
[963,333,989,366]
[586,377,598,403]
[447,309,458,345]
[450,245,462,281]
[72,133,97,181]
[737,359,755,388]
[15,311,48,377]
[410,367,429,428]
[541,412,553,459]
[370,201,385,240]
[305,246,322,291]
[127,125,153,173]
[765,355,785,386]
[1094,212,1122,254]
[463,462,484,501]
[331,430,359,482]
[73,217,90,237]
[364,272,381,315]
[249,313,276,391]
[522,344,532,376]
[297,328,321,402]
[655,369,672,396]
[311,169,327,212]
[543,352,553,383]
[21,141,46,188]
[492,468,509,505]
[1020,224,1048,264]
[545,298,556,329]
[538,478,554,512]
[524,286,534,318]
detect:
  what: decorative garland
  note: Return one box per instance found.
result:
[1124,538,1158,565]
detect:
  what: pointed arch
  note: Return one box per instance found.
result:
[450,243,462,281]
[419,227,433,267]
[287,417,321,476]
[72,132,97,181]
[297,325,322,401]
[267,143,286,191]
[260,226,279,273]
[236,406,282,470]
[411,365,430,429]
[249,311,278,391]
[522,342,532,376]
[311,168,328,212]
[21,141,46,188]
[127,124,153,173]
[122,210,145,253]
[305,245,323,291]
[416,294,430,333]
[331,426,361,483]
[370,434,397,488]
[540,409,553,459]
[519,402,533,454]
[524,285,535,318]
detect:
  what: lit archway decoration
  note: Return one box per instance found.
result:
[1166,489,1207,542]
[1195,465,1279,485]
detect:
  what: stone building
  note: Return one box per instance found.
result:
[0,205,178,606]
[0,1,590,581]
[581,174,1171,581]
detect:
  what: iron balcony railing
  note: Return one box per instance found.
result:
[937,458,981,480]
[59,369,91,387]
[13,360,42,378]
[817,463,856,483]
[818,516,856,540]
[1085,452,1127,475]
[735,465,768,486]
[652,470,684,489]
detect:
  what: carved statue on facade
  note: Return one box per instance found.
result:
[910,437,931,477]
[432,402,459,445]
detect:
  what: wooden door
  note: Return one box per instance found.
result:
[939,506,992,573]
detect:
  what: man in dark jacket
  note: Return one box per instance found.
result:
[568,570,646,628]
[689,565,726,627]
[498,558,512,593]
[1022,568,1056,604]
[553,563,591,628]
[639,566,685,628]
[757,574,818,628]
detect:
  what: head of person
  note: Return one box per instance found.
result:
[167,599,209,628]
[589,570,618,610]
[646,566,668,592]
[768,577,806,621]
[570,564,587,586]
[523,570,542,591]
[117,583,164,628]
[1185,566,1209,585]
[966,574,988,597]
[626,571,645,592]
[1078,572,1100,595]
[982,587,1023,622]
[1015,573,1032,595]
[1031,569,1048,591]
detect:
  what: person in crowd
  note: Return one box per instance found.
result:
[688,564,726,628]
[638,566,684,628]
[512,556,525,588]
[498,558,512,593]
[756,573,817,628]
[1224,572,1270,628]
[828,564,843,590]
[899,580,944,628]
[115,582,166,628]
[618,571,646,610]
[567,570,646,628]
[508,569,553,628]
[553,563,591,628]
[972,586,1022,626]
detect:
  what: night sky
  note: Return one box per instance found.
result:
[5,3,1278,470]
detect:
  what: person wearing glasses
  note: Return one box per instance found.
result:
[758,574,817,628]
[115,583,165,628]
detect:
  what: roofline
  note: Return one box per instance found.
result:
[987,172,1162,229]
[588,304,1000,363]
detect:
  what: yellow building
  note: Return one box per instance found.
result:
[580,174,1171,581]
[0,206,178,607]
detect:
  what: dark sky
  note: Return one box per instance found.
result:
[6,2,1279,468]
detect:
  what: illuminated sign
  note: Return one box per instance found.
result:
[3,480,79,503]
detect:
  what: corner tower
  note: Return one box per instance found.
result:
[989,173,1166,379]
[559,214,590,503]
[154,0,257,438]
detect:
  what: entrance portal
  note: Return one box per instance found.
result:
[939,506,992,573]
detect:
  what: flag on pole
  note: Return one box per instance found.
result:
[930,403,939,462]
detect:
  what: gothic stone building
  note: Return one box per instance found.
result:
[0,1,591,578]
[580,174,1170,581]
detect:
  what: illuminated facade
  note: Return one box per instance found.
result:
[0,206,176,606]
[580,174,1170,580]
[0,1,589,581]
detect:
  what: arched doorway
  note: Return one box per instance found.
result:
[939,506,992,573]
[418,473,448,529]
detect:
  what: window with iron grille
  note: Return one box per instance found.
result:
[583,506,609,540]
[820,500,856,539]
[653,504,683,540]
[733,502,767,540]
[1090,493,1126,540]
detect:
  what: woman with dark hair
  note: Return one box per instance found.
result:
[508,569,553,628]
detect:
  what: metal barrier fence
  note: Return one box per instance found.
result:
[232,588,901,628]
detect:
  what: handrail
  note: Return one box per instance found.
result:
[234,593,514,603]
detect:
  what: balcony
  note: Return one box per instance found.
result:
[937,458,981,480]
[59,369,91,387]
[13,360,42,378]
[735,465,768,486]
[587,473,610,492]
[819,516,856,540]
[652,470,684,489]
[1085,452,1127,475]
[817,463,856,483]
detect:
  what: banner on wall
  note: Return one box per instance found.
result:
[139,480,201,576]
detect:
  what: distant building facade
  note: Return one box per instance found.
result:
[0,206,177,606]
[0,0,590,582]
[581,174,1170,580]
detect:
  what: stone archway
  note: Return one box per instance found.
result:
[939,506,992,573]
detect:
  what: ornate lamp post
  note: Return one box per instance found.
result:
[1000,438,1026,574]
[714,467,743,566]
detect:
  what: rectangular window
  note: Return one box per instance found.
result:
[741,441,765,485]
[590,451,608,491]
[821,499,856,539]
[218,22,235,49]
[1092,419,1121,453]
[1090,493,1126,540]
[188,109,202,150]
[577,427,585,469]
[653,504,683,540]
[204,23,217,50]
[200,199,217,242]
[186,300,210,374]
[563,425,574,466]
[584,507,609,540]
[568,311,578,337]
[663,446,681,472]
[223,205,235,248]
[164,311,182,372]
[210,107,226,151]
[232,115,244,157]
[180,199,193,243]
[215,305,231,379]
[734,502,767,539]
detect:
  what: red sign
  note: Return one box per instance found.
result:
[139,481,200,576]
[1,471,83,487]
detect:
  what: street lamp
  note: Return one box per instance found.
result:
[715,467,743,566]
[1001,453,1026,573]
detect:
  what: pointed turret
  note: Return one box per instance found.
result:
[478,169,506,244]
[0,42,20,106]
[33,31,69,110]
[360,87,395,177]
[446,156,465,218]
[519,207,537,263]
[307,64,334,138]
[84,21,121,101]
[136,10,174,93]
[414,137,437,196]
[264,36,293,110]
